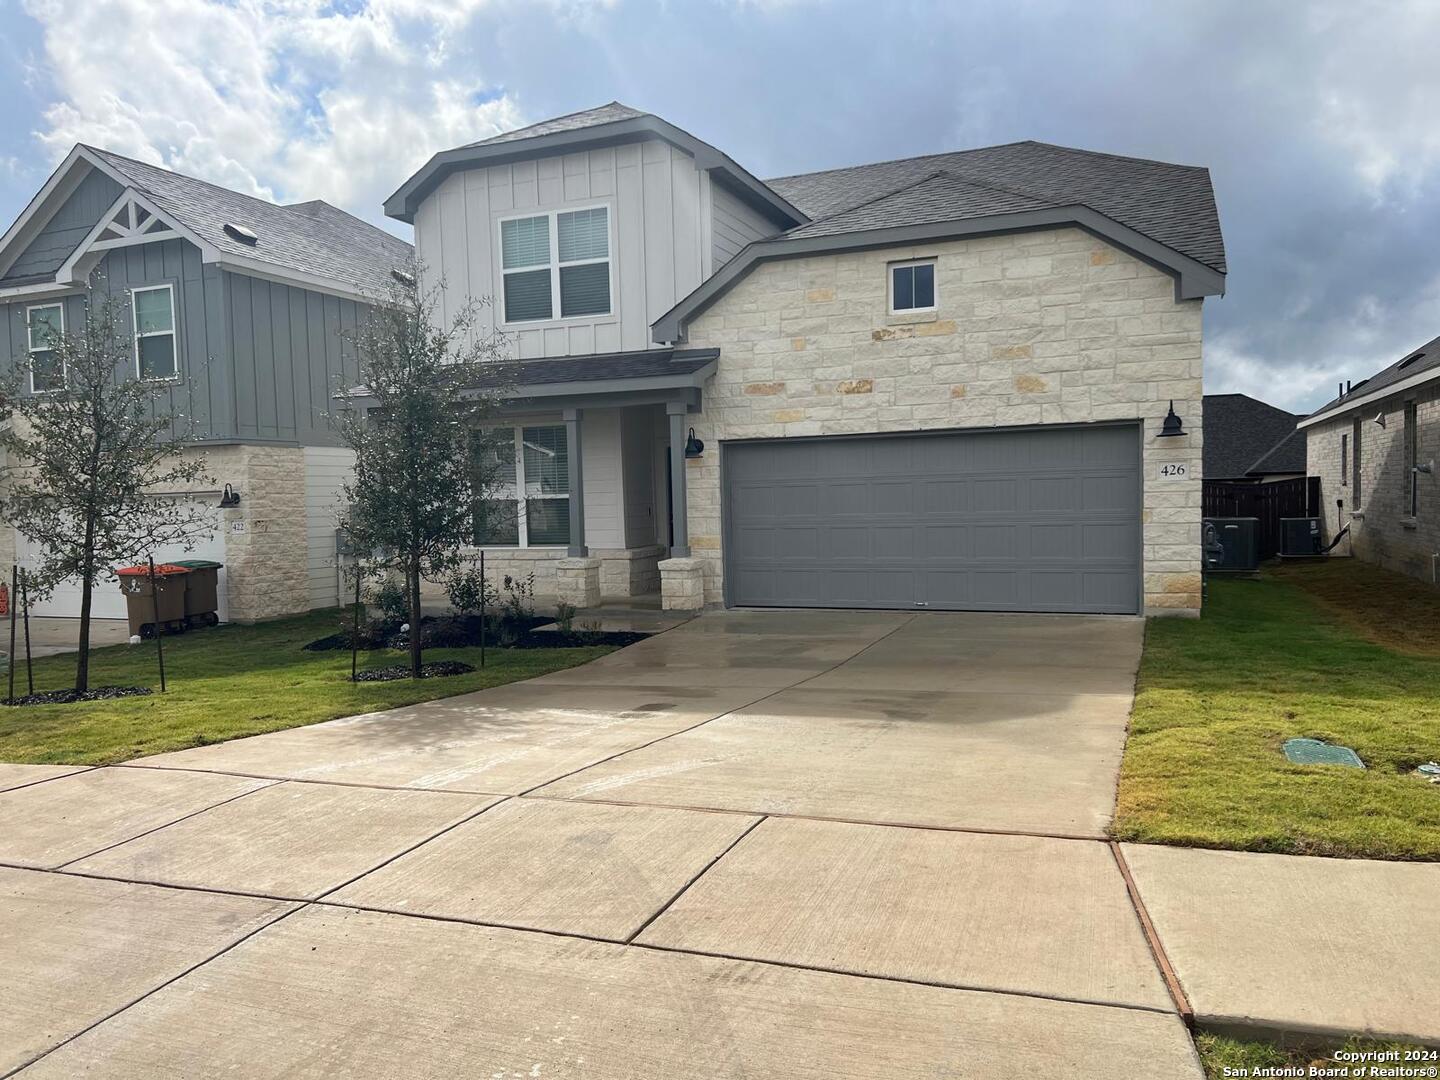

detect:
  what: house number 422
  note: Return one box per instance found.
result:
[1157,463,1188,479]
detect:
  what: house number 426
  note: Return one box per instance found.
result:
[1158,463,1188,479]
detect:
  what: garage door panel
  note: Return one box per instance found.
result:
[724,424,1141,614]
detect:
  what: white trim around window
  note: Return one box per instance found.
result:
[131,283,179,381]
[888,258,938,314]
[475,424,571,548]
[496,204,615,327]
[25,301,65,394]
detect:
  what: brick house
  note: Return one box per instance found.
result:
[1301,342,1440,586]
[384,103,1225,616]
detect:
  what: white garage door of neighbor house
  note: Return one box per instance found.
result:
[17,502,228,622]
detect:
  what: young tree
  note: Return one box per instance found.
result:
[335,273,512,678]
[0,278,213,692]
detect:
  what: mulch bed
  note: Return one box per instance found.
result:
[306,614,648,653]
[351,661,476,683]
[2,685,154,706]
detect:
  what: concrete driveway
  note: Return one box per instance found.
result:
[1,610,1217,1078]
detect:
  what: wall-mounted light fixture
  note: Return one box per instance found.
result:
[1372,412,1387,428]
[684,427,705,459]
[218,483,241,508]
[1157,400,1186,438]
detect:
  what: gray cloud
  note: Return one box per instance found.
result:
[3,0,1436,413]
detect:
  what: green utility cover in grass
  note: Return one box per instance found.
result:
[1283,738,1365,768]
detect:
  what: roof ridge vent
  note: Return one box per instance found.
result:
[1398,351,1425,370]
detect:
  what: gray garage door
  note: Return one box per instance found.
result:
[723,424,1141,614]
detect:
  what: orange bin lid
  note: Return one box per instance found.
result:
[117,563,190,576]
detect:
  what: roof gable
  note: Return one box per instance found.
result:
[770,140,1225,273]
[1202,394,1305,478]
[384,102,806,229]
[1301,333,1440,425]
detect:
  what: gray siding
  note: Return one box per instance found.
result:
[222,270,361,445]
[711,182,781,269]
[0,240,366,446]
[1,168,124,283]
[415,137,706,359]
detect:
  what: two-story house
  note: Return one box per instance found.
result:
[0,145,412,622]
[385,103,1224,616]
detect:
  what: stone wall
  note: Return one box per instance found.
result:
[417,544,666,608]
[680,227,1206,615]
[207,445,309,622]
[1307,382,1440,586]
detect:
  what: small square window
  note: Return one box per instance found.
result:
[890,260,936,313]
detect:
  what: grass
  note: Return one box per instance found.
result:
[1112,561,1440,860]
[1194,1033,1434,1079]
[0,610,615,766]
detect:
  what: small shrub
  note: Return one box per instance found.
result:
[371,577,408,624]
[501,573,536,623]
[446,566,496,616]
[554,600,577,632]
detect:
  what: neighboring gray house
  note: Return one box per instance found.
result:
[1203,393,1306,482]
[386,102,1224,616]
[1302,340,1439,585]
[0,145,413,621]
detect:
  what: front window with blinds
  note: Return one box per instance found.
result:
[473,425,571,547]
[499,207,612,323]
[26,303,65,393]
[132,285,178,379]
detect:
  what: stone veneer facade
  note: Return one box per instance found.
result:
[1306,381,1440,586]
[679,227,1206,615]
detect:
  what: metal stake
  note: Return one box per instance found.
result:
[351,562,362,682]
[149,557,167,693]
[479,551,486,668]
[6,565,16,704]
[19,568,33,695]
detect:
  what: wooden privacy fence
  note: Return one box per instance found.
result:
[1202,476,1320,560]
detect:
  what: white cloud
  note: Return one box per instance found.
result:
[16,0,558,230]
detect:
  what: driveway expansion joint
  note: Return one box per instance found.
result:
[1108,841,1195,1027]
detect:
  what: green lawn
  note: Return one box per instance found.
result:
[1113,561,1440,860]
[0,610,615,766]
[1195,1032,1432,1079]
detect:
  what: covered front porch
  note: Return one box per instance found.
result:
[450,347,716,611]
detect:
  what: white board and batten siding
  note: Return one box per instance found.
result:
[414,139,715,359]
[711,182,779,270]
[304,446,356,609]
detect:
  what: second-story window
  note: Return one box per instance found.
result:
[890,258,937,313]
[132,285,178,380]
[26,302,65,393]
[500,207,611,323]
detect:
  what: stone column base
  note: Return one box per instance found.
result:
[659,557,706,611]
[554,557,601,609]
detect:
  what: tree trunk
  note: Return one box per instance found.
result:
[408,552,423,678]
[75,530,96,694]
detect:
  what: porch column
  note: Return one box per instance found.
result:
[667,401,690,558]
[564,408,587,558]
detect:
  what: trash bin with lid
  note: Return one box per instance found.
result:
[171,559,222,627]
[117,564,190,639]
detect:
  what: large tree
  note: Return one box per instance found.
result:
[335,273,511,677]
[0,279,213,692]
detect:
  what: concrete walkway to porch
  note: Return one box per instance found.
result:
[0,608,1434,1077]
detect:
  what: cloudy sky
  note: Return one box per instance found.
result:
[0,0,1434,413]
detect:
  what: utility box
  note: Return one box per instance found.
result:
[1203,517,1259,573]
[1280,517,1323,557]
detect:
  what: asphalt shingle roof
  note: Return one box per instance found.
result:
[1305,333,1440,421]
[785,172,1055,239]
[84,147,413,298]
[1203,393,1306,479]
[462,347,718,391]
[769,140,1225,273]
[464,103,647,149]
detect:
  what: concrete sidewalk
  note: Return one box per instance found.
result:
[7,609,1431,1074]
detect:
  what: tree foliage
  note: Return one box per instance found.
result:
[334,273,512,677]
[0,278,213,691]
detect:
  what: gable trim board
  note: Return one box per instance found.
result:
[651,204,1225,344]
[386,111,807,231]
